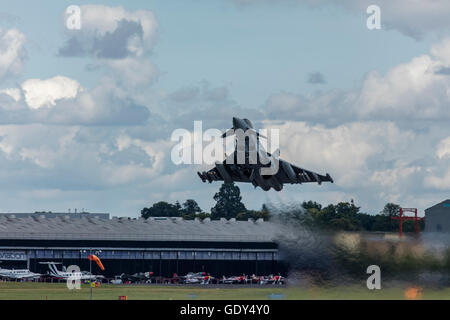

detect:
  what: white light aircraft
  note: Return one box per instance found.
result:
[40,262,104,281]
[0,264,41,280]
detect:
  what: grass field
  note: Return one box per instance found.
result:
[0,282,448,300]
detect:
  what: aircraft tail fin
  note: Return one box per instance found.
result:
[39,262,62,275]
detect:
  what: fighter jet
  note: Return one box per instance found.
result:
[197,117,333,191]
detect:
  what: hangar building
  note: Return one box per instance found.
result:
[425,199,450,233]
[0,213,284,278]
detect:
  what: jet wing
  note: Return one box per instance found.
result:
[275,158,333,185]
[197,154,333,186]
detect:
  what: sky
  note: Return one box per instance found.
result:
[0,0,449,217]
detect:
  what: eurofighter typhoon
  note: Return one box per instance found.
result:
[197,117,333,191]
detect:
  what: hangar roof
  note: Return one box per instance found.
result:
[425,199,450,213]
[0,212,109,219]
[0,216,278,242]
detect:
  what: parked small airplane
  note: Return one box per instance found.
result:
[115,271,154,284]
[257,274,284,285]
[220,275,247,284]
[169,272,213,284]
[185,272,213,284]
[0,263,41,280]
[39,262,104,281]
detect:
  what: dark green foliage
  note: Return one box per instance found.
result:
[182,199,202,215]
[211,182,247,220]
[381,203,401,216]
[309,202,362,231]
[141,201,183,219]
[236,204,270,221]
[140,199,210,220]
[302,200,322,211]
[298,201,423,233]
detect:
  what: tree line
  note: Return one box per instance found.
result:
[299,200,424,232]
[140,182,423,232]
[141,182,269,221]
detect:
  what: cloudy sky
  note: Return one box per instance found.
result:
[0,0,449,217]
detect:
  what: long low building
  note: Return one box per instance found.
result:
[0,213,285,278]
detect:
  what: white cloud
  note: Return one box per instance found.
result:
[425,169,450,190]
[0,137,13,155]
[264,90,353,125]
[430,38,450,65]
[436,137,450,159]
[0,28,26,80]
[76,5,158,48]
[0,125,77,167]
[370,165,423,204]
[21,76,81,109]
[259,118,450,212]
[0,7,162,127]
[371,166,422,188]
[57,5,159,87]
[105,57,159,87]
[100,164,160,186]
[115,134,169,175]
[264,37,450,123]
[232,0,450,40]
[423,137,450,190]
[329,0,450,40]
[264,121,416,188]
[0,76,151,125]
[356,40,450,120]
[58,5,157,58]
[0,88,21,102]
[0,124,171,189]
[19,146,60,168]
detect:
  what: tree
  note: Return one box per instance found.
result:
[301,201,322,227]
[302,201,322,211]
[182,199,202,215]
[175,201,182,212]
[141,201,182,219]
[180,199,204,220]
[195,212,212,220]
[211,183,246,220]
[381,203,401,217]
[312,202,362,231]
[371,214,397,231]
[236,204,271,221]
